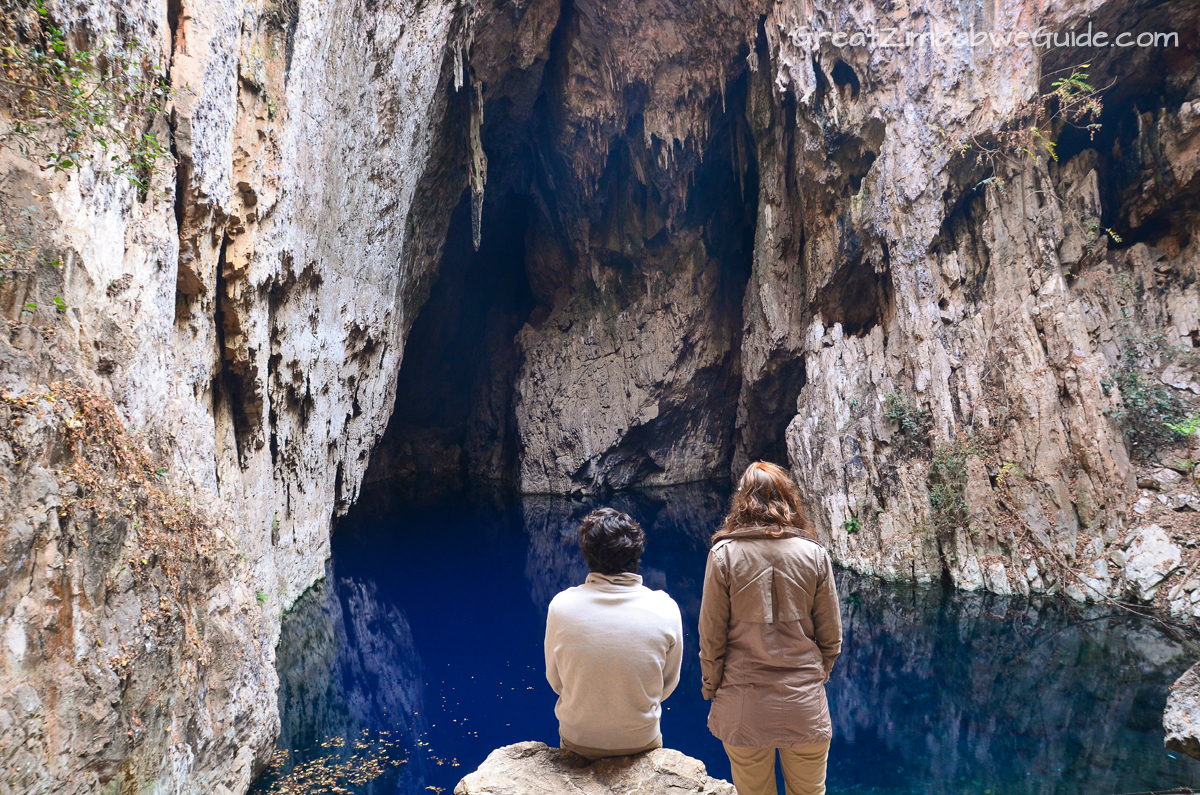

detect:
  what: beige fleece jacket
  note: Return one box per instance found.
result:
[545,572,683,751]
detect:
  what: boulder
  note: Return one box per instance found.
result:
[1124,525,1183,602]
[983,561,1012,596]
[1137,469,1184,490]
[1166,661,1200,760]
[1161,364,1200,394]
[454,742,735,795]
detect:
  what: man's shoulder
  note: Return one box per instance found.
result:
[640,586,682,618]
[548,583,588,610]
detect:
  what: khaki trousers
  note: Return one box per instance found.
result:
[560,734,662,761]
[722,741,830,795]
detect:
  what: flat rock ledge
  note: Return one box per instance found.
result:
[1166,661,1200,760]
[454,742,736,795]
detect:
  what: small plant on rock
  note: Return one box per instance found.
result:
[929,435,978,539]
[1082,214,1122,255]
[994,459,1023,489]
[0,0,173,192]
[932,64,1106,193]
[1102,330,1189,457]
[884,391,932,453]
[1166,414,1200,438]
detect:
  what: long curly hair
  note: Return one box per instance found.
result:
[713,461,810,543]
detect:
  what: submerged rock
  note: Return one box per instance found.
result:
[1166,661,1200,760]
[454,742,735,795]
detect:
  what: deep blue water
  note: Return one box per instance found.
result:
[251,483,1200,795]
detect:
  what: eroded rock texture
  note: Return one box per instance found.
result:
[453,742,735,795]
[2,0,472,790]
[5,0,1200,789]
[0,383,277,795]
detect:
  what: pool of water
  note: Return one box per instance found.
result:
[250,482,1200,795]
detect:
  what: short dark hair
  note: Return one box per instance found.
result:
[578,508,645,575]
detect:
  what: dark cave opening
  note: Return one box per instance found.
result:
[831,60,860,102]
[734,355,807,471]
[1055,89,1194,251]
[365,188,538,493]
[339,0,778,501]
[364,64,762,497]
[571,96,760,492]
[1046,15,1200,253]
[814,251,892,339]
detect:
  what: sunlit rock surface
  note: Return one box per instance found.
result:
[454,742,735,795]
[1166,661,1200,760]
[4,0,1200,790]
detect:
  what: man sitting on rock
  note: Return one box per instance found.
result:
[545,507,683,760]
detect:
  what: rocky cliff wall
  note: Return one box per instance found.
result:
[1,0,474,790]
[771,0,1200,603]
[3,0,1200,790]
[406,0,1200,615]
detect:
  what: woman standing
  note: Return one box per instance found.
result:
[699,462,842,795]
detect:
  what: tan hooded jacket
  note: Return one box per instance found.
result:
[698,526,842,749]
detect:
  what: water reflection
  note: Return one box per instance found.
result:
[254,571,435,795]
[251,483,1199,795]
[521,484,722,609]
[830,578,1196,794]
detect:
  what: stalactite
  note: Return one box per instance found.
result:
[469,80,487,251]
[734,115,745,202]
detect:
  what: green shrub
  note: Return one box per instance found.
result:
[929,435,977,538]
[884,392,932,453]
[0,1,171,191]
[932,65,1104,193]
[1102,333,1188,457]
[1166,414,1199,437]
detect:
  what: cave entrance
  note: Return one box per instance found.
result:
[363,33,763,498]
[366,187,537,496]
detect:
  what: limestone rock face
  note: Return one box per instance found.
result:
[1,0,469,790]
[514,232,746,493]
[4,0,1200,791]
[453,742,735,795]
[1166,661,1200,760]
[0,383,278,795]
[167,0,465,607]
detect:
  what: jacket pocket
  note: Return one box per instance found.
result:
[730,567,774,623]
